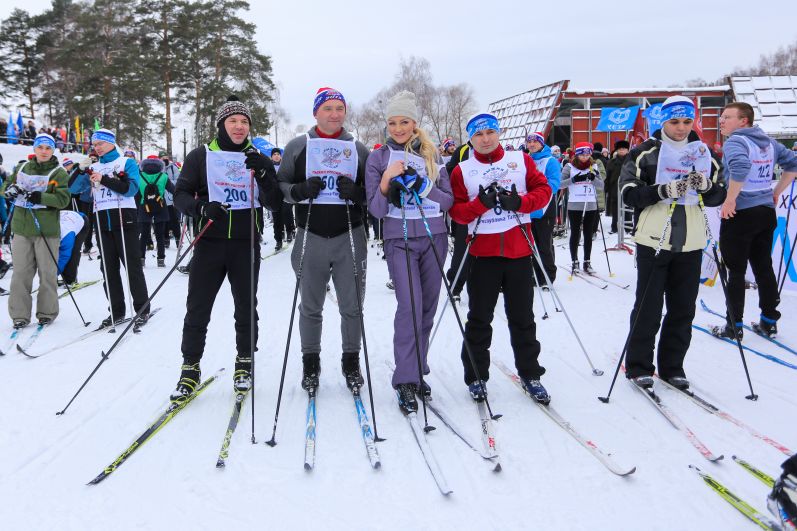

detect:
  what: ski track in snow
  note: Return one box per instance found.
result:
[0,203,794,530]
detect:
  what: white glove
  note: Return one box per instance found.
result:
[659,178,689,199]
[72,154,92,171]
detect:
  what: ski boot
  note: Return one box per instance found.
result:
[468,380,488,402]
[583,261,596,275]
[710,322,743,340]
[157,258,166,268]
[420,380,432,400]
[341,355,364,392]
[233,356,252,393]
[752,316,778,339]
[666,376,690,391]
[0,259,10,279]
[520,377,550,404]
[630,375,654,389]
[275,240,283,251]
[177,265,190,275]
[286,230,294,243]
[396,383,418,414]
[133,310,151,328]
[386,280,394,290]
[37,317,53,326]
[13,319,28,329]
[170,363,201,404]
[768,455,797,530]
[570,260,579,277]
[301,355,320,391]
[100,314,127,329]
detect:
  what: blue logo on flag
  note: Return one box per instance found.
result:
[596,106,640,132]
[643,104,664,134]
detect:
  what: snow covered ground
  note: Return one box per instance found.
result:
[0,155,794,529]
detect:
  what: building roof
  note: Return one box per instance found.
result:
[729,76,797,139]
[486,80,568,146]
[564,86,729,97]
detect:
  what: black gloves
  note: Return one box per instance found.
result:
[244,150,272,179]
[336,176,364,202]
[585,172,596,182]
[199,201,229,221]
[498,184,521,212]
[388,178,406,208]
[478,184,498,209]
[27,191,42,205]
[573,172,594,183]
[292,177,323,201]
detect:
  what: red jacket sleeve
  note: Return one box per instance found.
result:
[517,153,552,214]
[449,164,489,225]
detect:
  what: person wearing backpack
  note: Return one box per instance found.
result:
[137,155,174,267]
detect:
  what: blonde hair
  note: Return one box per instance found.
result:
[403,127,440,182]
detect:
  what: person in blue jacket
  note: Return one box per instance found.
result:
[526,132,561,286]
[58,209,87,285]
[69,129,150,327]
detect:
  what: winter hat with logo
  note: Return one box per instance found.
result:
[386,90,419,123]
[466,113,500,138]
[313,87,346,116]
[33,133,56,149]
[661,95,695,121]
[574,142,594,156]
[215,95,252,126]
[91,128,116,144]
[526,132,545,145]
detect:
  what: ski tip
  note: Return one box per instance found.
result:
[711,454,725,462]
[492,462,503,473]
[442,489,453,496]
[373,461,382,470]
[620,466,637,476]
[86,474,105,486]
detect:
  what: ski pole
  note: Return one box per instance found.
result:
[697,194,758,401]
[266,201,312,447]
[599,201,676,403]
[412,191,501,420]
[776,180,794,286]
[249,169,257,443]
[344,201,383,441]
[428,216,481,351]
[530,239,561,312]
[29,209,91,327]
[777,227,797,297]
[515,213,599,374]
[596,208,614,277]
[399,192,433,432]
[91,188,118,332]
[56,220,214,416]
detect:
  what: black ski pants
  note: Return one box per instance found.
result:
[461,255,544,383]
[568,209,598,262]
[719,205,781,323]
[446,221,472,296]
[164,205,181,245]
[272,202,295,242]
[78,200,94,251]
[531,200,557,285]
[98,227,150,318]
[140,220,167,260]
[181,238,260,364]
[625,245,701,380]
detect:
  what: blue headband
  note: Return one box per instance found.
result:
[466,113,500,138]
[661,101,695,122]
[92,128,116,144]
[33,133,56,149]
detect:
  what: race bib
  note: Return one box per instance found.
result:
[302,135,358,205]
[205,147,260,210]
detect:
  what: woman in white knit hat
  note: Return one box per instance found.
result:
[365,90,453,414]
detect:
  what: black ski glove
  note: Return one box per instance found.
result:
[292,177,323,201]
[478,184,498,209]
[199,200,229,222]
[26,191,42,205]
[336,176,364,202]
[572,173,587,183]
[388,178,407,208]
[498,184,522,212]
[244,150,273,179]
[585,172,596,182]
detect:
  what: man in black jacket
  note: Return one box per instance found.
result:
[619,96,726,390]
[170,95,282,400]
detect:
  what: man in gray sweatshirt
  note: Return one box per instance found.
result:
[715,102,797,339]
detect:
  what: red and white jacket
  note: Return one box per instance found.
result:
[449,145,551,258]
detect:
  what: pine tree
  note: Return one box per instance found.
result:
[0,9,44,119]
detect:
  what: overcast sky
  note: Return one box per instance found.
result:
[3,0,796,146]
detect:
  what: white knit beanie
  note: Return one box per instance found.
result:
[386,91,419,123]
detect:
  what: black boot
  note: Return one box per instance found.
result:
[396,383,418,414]
[753,317,778,338]
[583,261,595,275]
[233,355,252,392]
[170,362,201,403]
[301,354,320,391]
[341,353,364,392]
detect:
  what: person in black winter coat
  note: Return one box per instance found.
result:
[169,95,282,401]
[605,140,630,233]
